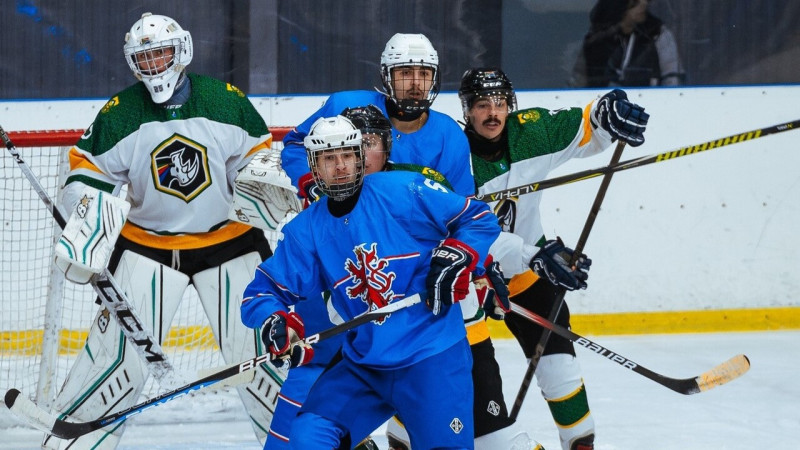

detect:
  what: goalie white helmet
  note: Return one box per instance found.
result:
[304,116,364,201]
[380,33,440,116]
[124,12,193,104]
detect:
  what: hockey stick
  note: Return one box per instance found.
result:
[0,125,177,386]
[508,302,750,394]
[4,295,422,439]
[510,140,627,420]
[478,118,800,202]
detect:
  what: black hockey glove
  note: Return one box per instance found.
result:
[530,238,591,291]
[474,256,511,320]
[426,238,478,316]
[261,311,314,369]
[592,89,649,147]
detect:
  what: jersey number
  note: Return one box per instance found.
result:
[424,179,448,193]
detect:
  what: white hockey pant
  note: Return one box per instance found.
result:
[536,354,595,450]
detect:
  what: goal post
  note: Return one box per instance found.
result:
[1,127,292,425]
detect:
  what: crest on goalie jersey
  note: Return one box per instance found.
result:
[150,134,211,202]
[494,198,517,233]
[343,243,397,324]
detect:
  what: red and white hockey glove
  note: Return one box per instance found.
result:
[298,172,323,209]
[474,255,511,320]
[261,311,314,369]
[425,238,478,316]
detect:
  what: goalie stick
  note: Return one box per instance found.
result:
[4,295,422,439]
[478,118,800,202]
[0,124,177,386]
[510,141,627,420]
[509,301,751,394]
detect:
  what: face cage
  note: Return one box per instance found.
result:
[361,129,392,156]
[382,63,440,114]
[126,39,183,78]
[309,145,366,201]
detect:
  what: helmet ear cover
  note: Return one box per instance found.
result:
[379,33,440,116]
[458,67,517,122]
[123,12,193,103]
[304,116,365,201]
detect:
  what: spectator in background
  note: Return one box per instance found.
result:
[571,0,685,87]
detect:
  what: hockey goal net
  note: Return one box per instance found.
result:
[0,127,292,427]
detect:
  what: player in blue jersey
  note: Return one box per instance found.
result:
[258,106,398,450]
[242,115,501,449]
[281,33,474,199]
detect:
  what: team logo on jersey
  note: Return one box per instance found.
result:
[516,109,541,124]
[494,198,517,233]
[344,243,397,324]
[101,96,120,114]
[150,134,211,202]
[449,417,464,434]
[226,83,245,98]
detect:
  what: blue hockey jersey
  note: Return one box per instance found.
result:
[241,170,499,369]
[281,90,475,197]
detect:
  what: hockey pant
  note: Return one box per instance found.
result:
[44,230,281,449]
[504,276,595,450]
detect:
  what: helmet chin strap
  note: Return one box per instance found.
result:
[384,97,426,121]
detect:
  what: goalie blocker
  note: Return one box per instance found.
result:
[54,186,130,284]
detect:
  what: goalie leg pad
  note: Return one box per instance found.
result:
[193,251,279,444]
[44,251,190,449]
[536,354,595,450]
[55,186,130,284]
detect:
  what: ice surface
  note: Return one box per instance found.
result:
[3,331,796,450]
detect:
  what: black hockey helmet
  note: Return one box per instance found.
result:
[458,67,518,119]
[342,104,393,156]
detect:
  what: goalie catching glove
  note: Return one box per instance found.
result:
[425,238,478,315]
[591,89,649,147]
[473,255,511,320]
[262,310,314,369]
[54,186,130,284]
[228,148,302,230]
[530,238,591,291]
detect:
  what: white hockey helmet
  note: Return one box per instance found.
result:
[304,116,365,201]
[380,33,440,115]
[124,12,193,104]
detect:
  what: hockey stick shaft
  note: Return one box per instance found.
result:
[0,125,176,385]
[4,295,422,439]
[509,302,750,394]
[510,140,627,420]
[478,118,800,202]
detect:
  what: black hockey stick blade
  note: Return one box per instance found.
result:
[4,295,422,439]
[509,302,751,395]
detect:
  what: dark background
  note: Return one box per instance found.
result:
[1,0,798,99]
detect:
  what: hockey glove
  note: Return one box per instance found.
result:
[426,238,479,316]
[592,89,649,147]
[530,238,591,291]
[473,255,511,320]
[298,172,323,209]
[261,311,314,369]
